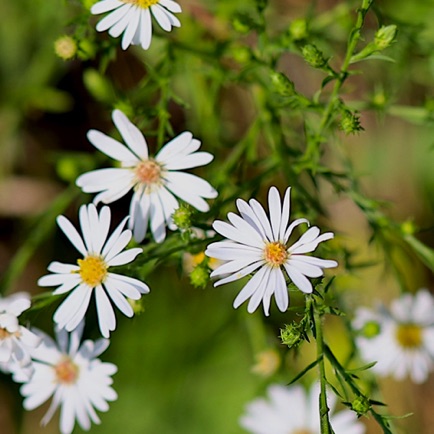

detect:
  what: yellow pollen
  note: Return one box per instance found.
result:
[264,242,288,267]
[0,328,20,340]
[396,323,423,349]
[54,357,79,385]
[77,256,107,287]
[135,160,162,185]
[122,0,159,9]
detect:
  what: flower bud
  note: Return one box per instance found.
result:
[374,25,397,50]
[54,36,77,60]
[351,395,371,416]
[361,320,381,338]
[172,204,193,231]
[190,265,210,289]
[340,111,364,135]
[289,18,308,41]
[280,323,303,348]
[302,44,327,69]
[251,349,281,377]
[270,72,295,97]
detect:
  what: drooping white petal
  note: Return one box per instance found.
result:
[151,4,172,31]
[283,263,313,293]
[214,261,264,287]
[121,7,140,50]
[233,265,268,310]
[95,286,116,338]
[91,0,123,15]
[139,8,153,50]
[159,0,182,13]
[149,192,166,243]
[108,6,136,39]
[104,285,134,317]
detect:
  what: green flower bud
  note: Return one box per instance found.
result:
[54,36,77,60]
[280,323,303,348]
[270,72,295,97]
[362,320,381,338]
[374,25,397,50]
[340,111,364,135]
[302,44,327,69]
[190,265,210,289]
[351,395,371,416]
[172,204,193,231]
[232,15,256,34]
[401,220,416,236]
[289,18,308,41]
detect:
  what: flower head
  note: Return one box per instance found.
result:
[20,323,117,434]
[353,289,434,384]
[205,186,337,315]
[0,292,40,380]
[240,383,365,434]
[76,110,217,243]
[91,0,182,50]
[38,203,150,338]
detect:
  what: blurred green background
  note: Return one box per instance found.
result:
[1,0,434,433]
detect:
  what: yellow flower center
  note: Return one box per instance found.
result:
[77,256,107,287]
[135,160,162,185]
[122,0,159,9]
[264,242,288,267]
[0,327,20,340]
[396,323,423,349]
[54,357,79,385]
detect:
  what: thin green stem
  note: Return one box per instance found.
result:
[310,296,332,434]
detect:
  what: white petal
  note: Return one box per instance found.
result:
[103,230,133,263]
[140,8,152,50]
[121,7,140,49]
[233,266,267,309]
[107,248,142,267]
[112,110,148,159]
[87,130,139,164]
[290,232,334,254]
[151,4,172,31]
[212,220,264,249]
[210,258,259,277]
[108,6,136,38]
[287,258,324,278]
[79,204,95,253]
[95,286,116,338]
[283,217,310,243]
[38,273,77,287]
[105,274,147,298]
[213,261,264,287]
[166,171,218,201]
[274,268,289,312]
[249,198,274,242]
[247,267,271,314]
[150,193,166,243]
[47,262,79,274]
[283,263,313,293]
[96,4,131,32]
[155,131,193,162]
[57,215,87,257]
[236,199,268,240]
[102,216,129,257]
[76,168,135,192]
[91,0,123,15]
[279,187,291,241]
[159,0,182,13]
[105,285,134,317]
[130,191,150,243]
[268,186,282,241]
[227,212,265,246]
[94,206,111,254]
[163,152,213,171]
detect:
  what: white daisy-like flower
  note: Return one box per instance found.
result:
[76,110,217,244]
[205,186,338,316]
[20,323,117,434]
[353,289,434,384]
[0,292,40,380]
[240,383,365,434]
[91,0,181,50]
[38,203,150,338]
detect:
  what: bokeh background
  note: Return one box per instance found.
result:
[1,0,434,433]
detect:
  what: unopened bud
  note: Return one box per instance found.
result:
[340,111,364,135]
[374,25,397,50]
[270,72,295,96]
[351,396,371,416]
[289,18,308,41]
[190,265,210,289]
[172,204,193,231]
[54,36,77,60]
[280,323,303,348]
[302,44,327,69]
[361,320,381,338]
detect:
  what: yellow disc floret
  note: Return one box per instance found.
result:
[264,242,288,267]
[54,357,79,385]
[77,256,107,287]
[396,323,423,349]
[135,160,162,185]
[122,0,160,9]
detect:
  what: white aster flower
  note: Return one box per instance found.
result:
[38,203,149,338]
[20,323,117,434]
[353,289,434,384]
[240,383,365,434]
[0,292,40,380]
[76,110,217,244]
[205,186,337,315]
[91,0,181,50]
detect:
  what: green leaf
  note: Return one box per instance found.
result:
[404,234,434,272]
[287,357,321,385]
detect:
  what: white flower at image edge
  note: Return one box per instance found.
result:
[353,289,434,384]
[20,323,117,434]
[38,203,150,338]
[76,109,217,243]
[0,292,40,379]
[91,0,182,50]
[205,186,338,315]
[240,383,365,434]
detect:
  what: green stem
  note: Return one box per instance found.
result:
[310,295,332,434]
